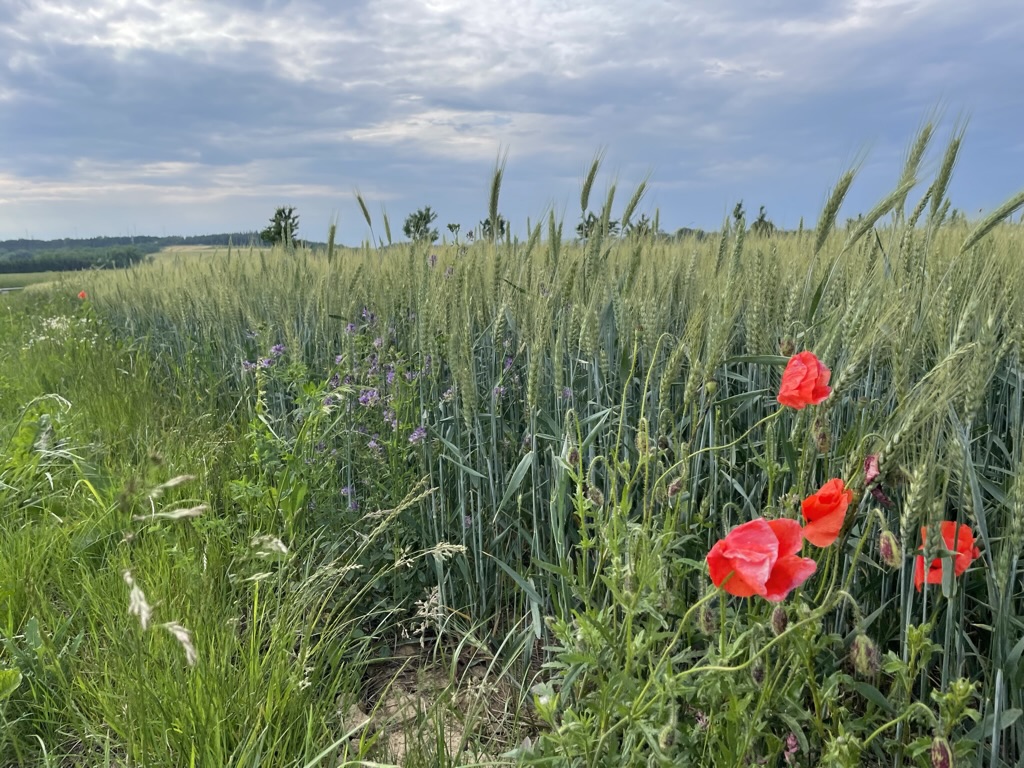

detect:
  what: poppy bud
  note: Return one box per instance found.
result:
[771,606,789,636]
[751,657,765,686]
[567,447,580,467]
[930,736,954,768]
[658,723,676,750]
[668,477,684,497]
[879,530,902,569]
[850,633,880,677]
[815,427,831,453]
[699,605,717,635]
[704,380,718,396]
[814,417,831,453]
[587,486,604,507]
[779,338,796,357]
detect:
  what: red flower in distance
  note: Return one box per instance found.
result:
[914,521,981,591]
[707,518,817,602]
[778,351,831,409]
[801,478,854,547]
[78,290,88,300]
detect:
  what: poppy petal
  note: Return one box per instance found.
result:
[764,555,818,602]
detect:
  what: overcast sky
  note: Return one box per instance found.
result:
[1,0,1021,244]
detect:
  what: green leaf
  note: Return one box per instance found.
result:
[0,668,21,701]
[488,554,544,605]
[846,677,896,715]
[25,616,42,653]
[967,708,1022,742]
[497,450,534,513]
[722,354,790,367]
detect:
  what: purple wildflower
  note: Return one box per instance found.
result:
[323,395,336,407]
[344,323,356,335]
[328,373,340,389]
[493,385,506,399]
[270,344,286,357]
[373,337,384,350]
[361,307,376,325]
[428,253,438,267]
[463,515,473,529]
[242,360,256,372]
[358,388,381,407]
[340,485,353,497]
[386,366,396,385]
[258,357,274,368]
[559,387,572,400]
[444,266,454,278]
[404,370,418,382]
[503,356,513,372]
[441,387,455,403]
[335,353,345,364]
[409,426,427,444]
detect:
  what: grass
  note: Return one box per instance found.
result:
[0,271,64,290]
[2,123,1024,766]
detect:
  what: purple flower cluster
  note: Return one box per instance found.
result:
[270,344,286,358]
[409,426,427,444]
[358,388,381,407]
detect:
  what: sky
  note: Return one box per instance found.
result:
[1,0,1022,244]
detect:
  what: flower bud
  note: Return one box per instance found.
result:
[814,417,831,453]
[930,736,954,768]
[704,380,718,396]
[587,486,605,507]
[567,447,580,467]
[779,338,796,357]
[699,605,717,635]
[750,657,765,686]
[668,477,684,497]
[879,529,902,569]
[850,633,881,677]
[658,723,676,750]
[771,606,789,636]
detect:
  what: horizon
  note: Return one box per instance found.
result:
[1,1,1021,245]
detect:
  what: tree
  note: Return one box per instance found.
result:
[750,206,777,237]
[478,215,508,241]
[576,211,619,241]
[624,213,654,239]
[261,206,300,247]
[403,206,439,243]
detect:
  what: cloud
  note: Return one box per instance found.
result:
[0,0,1019,241]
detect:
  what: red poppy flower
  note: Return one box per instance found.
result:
[707,518,817,602]
[777,351,831,409]
[78,290,88,300]
[801,478,853,547]
[914,521,981,591]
